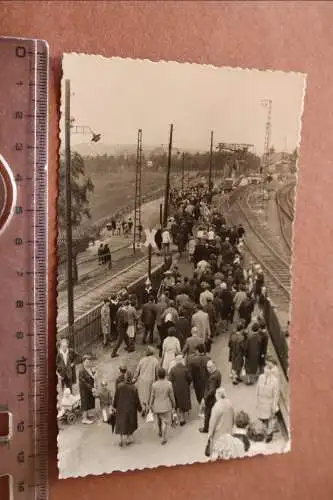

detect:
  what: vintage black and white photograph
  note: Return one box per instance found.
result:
[57,54,306,478]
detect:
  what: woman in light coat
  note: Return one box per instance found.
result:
[134,346,159,416]
[256,360,280,440]
[162,327,181,373]
[150,367,176,445]
[208,387,235,458]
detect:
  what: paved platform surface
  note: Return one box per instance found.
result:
[58,256,288,478]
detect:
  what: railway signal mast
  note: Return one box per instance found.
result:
[262,99,272,174]
[208,130,214,194]
[261,99,272,214]
[163,124,174,227]
[64,79,101,343]
[133,128,143,252]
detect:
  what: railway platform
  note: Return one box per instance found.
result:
[58,255,288,479]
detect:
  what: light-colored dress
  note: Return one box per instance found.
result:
[211,433,246,461]
[135,355,159,406]
[256,373,280,420]
[100,303,110,334]
[209,398,235,455]
[162,336,181,372]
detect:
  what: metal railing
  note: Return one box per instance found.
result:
[57,259,170,353]
[262,300,289,379]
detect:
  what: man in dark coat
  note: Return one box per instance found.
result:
[111,300,133,358]
[204,297,217,338]
[244,322,261,384]
[113,371,142,447]
[220,285,234,329]
[109,294,120,341]
[56,338,77,392]
[228,323,246,385]
[154,228,162,252]
[97,243,104,264]
[238,292,255,328]
[103,244,112,269]
[187,344,210,404]
[174,309,191,349]
[141,295,156,344]
[168,355,192,425]
[199,360,221,433]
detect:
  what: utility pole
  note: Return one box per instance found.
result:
[261,99,272,216]
[208,130,214,194]
[181,152,185,192]
[133,128,143,253]
[159,203,163,226]
[64,79,74,343]
[163,124,173,227]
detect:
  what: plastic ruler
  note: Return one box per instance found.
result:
[0,37,49,500]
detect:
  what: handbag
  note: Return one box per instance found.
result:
[205,438,211,457]
[107,410,116,433]
[171,410,179,427]
[146,409,154,423]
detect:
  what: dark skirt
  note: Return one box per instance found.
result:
[80,387,95,412]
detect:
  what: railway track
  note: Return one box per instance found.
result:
[57,254,162,330]
[58,241,134,291]
[223,187,290,435]
[226,187,291,311]
[276,182,295,254]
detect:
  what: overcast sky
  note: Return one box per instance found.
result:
[61,54,306,155]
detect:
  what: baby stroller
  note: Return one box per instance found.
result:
[58,390,82,425]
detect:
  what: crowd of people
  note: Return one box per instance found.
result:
[106,215,144,240]
[57,182,284,460]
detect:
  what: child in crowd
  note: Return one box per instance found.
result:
[97,380,113,423]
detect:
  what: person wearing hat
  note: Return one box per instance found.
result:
[207,387,235,458]
[244,322,261,385]
[133,346,159,417]
[115,364,127,389]
[168,354,192,426]
[163,270,175,292]
[113,370,142,447]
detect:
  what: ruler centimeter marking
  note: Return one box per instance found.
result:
[0,38,48,500]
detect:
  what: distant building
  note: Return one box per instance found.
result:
[274,162,291,175]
